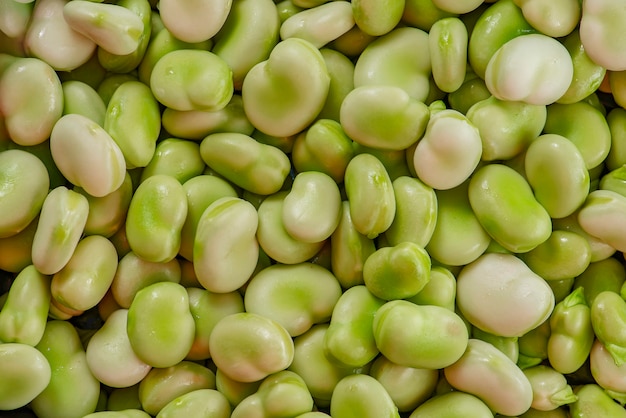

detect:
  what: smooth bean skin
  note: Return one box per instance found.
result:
[570,384,626,418]
[140,138,205,183]
[31,320,101,418]
[513,0,579,38]
[110,251,181,309]
[256,192,325,265]
[370,355,439,412]
[408,391,493,418]
[523,365,577,411]
[466,95,546,161]
[590,290,626,366]
[139,361,216,416]
[105,385,141,411]
[552,212,616,263]
[590,338,626,396]
[104,80,161,169]
[61,80,106,126]
[159,0,231,43]
[280,1,354,49]
[522,230,591,282]
[373,300,468,369]
[445,339,533,416]
[282,171,342,243]
[318,48,355,121]
[150,49,233,112]
[469,163,552,253]
[156,389,231,418]
[0,265,50,346]
[606,108,626,171]
[429,17,467,93]
[353,27,431,102]
[214,368,262,407]
[324,285,385,368]
[231,371,314,418]
[0,57,63,146]
[84,411,151,418]
[0,217,38,273]
[209,312,294,383]
[329,201,376,288]
[578,189,626,252]
[330,374,400,418]
[407,265,456,311]
[85,309,152,388]
[125,174,188,263]
[472,326,519,363]
[0,149,49,238]
[352,0,404,36]
[558,29,606,104]
[547,287,594,375]
[574,257,626,305]
[0,342,51,410]
[244,263,342,337]
[62,0,144,56]
[242,38,329,137]
[31,186,89,275]
[127,282,195,368]
[579,0,626,71]
[200,132,291,195]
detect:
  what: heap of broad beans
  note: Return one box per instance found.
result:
[3,0,626,416]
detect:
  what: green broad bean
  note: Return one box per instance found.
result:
[523,365,577,411]
[457,253,555,337]
[429,17,467,93]
[61,80,106,126]
[384,176,437,248]
[524,134,590,219]
[62,0,144,56]
[212,0,279,90]
[282,171,342,243]
[570,384,626,418]
[543,101,611,170]
[445,338,533,416]
[552,211,616,262]
[351,0,404,37]
[50,235,117,312]
[215,368,262,407]
[0,0,31,40]
[413,108,482,190]
[447,71,491,114]
[329,201,376,288]
[150,49,233,112]
[362,242,431,300]
[426,181,491,266]
[472,327,519,363]
[138,361,216,416]
[0,149,49,238]
[84,411,151,418]
[85,309,151,388]
[231,370,314,418]
[110,251,181,309]
[200,132,291,195]
[161,95,254,141]
[329,374,400,418]
[579,0,626,71]
[125,174,187,263]
[97,73,139,105]
[158,0,230,43]
[186,287,244,361]
[127,282,195,368]
[591,338,626,396]
[606,108,626,171]
[139,138,204,183]
[244,262,342,337]
[31,320,101,418]
[353,27,431,102]
[578,189,626,252]
[373,299,468,369]
[406,265,456,311]
[104,80,160,169]
[558,30,607,104]
[600,164,626,197]
[340,85,429,151]
[402,0,458,32]
[208,312,294,383]
[280,2,354,49]
[289,324,362,406]
[354,144,413,181]
[408,391,493,418]
[324,285,384,368]
[107,385,141,412]
[178,175,238,262]
[317,48,355,122]
[50,113,127,197]
[547,278,576,305]
[485,33,573,105]
[0,57,63,146]
[590,290,626,366]
[23,0,96,71]
[328,24,377,58]
[0,265,50,345]
[0,216,37,273]
[0,342,51,410]
[468,163,552,253]
[31,186,89,275]
[518,319,550,367]
[513,0,579,38]
[56,50,107,89]
[96,0,151,74]
[521,230,591,282]
[242,37,329,137]
[156,389,231,418]
[466,95,546,161]
[251,130,296,154]
[468,0,536,79]
[574,257,626,305]
[370,355,439,412]
[519,408,570,418]
[344,153,396,239]
[256,192,324,264]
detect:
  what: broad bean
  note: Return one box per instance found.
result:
[0,342,51,410]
